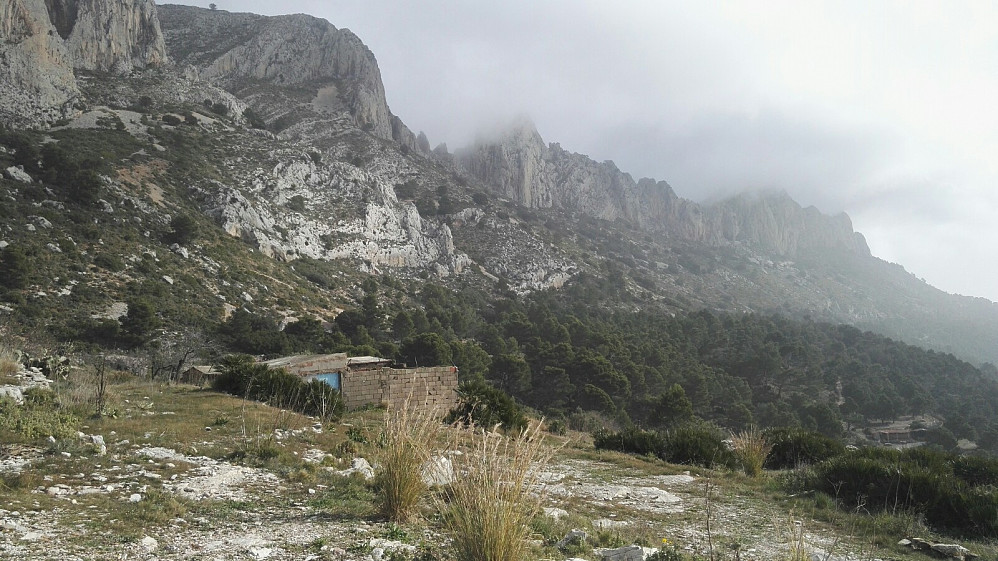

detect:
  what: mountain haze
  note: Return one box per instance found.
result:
[1,1,997,369]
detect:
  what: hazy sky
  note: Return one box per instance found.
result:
[171,1,998,303]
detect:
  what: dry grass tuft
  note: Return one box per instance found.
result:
[0,344,20,381]
[731,426,772,477]
[375,400,444,523]
[775,511,812,561]
[438,421,554,561]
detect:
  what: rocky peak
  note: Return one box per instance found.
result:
[458,121,868,259]
[157,5,407,144]
[705,191,870,257]
[457,117,554,208]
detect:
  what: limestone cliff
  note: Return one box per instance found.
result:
[0,0,166,127]
[61,0,167,73]
[0,0,79,126]
[158,5,415,146]
[458,120,869,259]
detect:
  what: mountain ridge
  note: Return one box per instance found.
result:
[0,1,996,369]
[456,118,870,260]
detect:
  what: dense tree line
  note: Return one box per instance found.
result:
[214,276,998,447]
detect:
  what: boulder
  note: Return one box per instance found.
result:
[421,454,454,486]
[0,386,25,405]
[4,166,32,183]
[596,545,649,561]
[334,457,374,480]
[140,535,158,552]
[931,543,974,560]
[556,529,587,550]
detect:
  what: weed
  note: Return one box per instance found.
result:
[731,426,772,477]
[128,487,188,524]
[0,346,18,378]
[374,400,443,523]
[310,472,376,518]
[346,426,368,444]
[436,422,554,561]
[774,511,811,561]
[384,522,409,541]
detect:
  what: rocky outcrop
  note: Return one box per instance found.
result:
[705,191,870,258]
[61,0,167,73]
[158,5,408,143]
[458,120,869,258]
[0,0,166,127]
[198,155,469,275]
[0,0,80,126]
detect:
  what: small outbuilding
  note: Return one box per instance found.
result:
[179,365,219,386]
[260,353,458,412]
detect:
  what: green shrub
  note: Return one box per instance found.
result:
[446,380,527,433]
[0,395,80,442]
[809,450,998,538]
[661,422,737,469]
[593,426,664,456]
[763,428,846,469]
[93,253,126,272]
[953,455,998,487]
[166,214,199,245]
[213,355,343,420]
[0,246,31,289]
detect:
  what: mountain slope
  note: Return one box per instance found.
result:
[1,1,996,373]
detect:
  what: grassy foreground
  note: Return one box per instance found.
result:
[2,369,996,561]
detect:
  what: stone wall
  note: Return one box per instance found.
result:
[340,366,458,413]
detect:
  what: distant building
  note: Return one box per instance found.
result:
[179,365,219,386]
[259,353,458,412]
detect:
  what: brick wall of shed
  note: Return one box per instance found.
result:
[339,366,459,413]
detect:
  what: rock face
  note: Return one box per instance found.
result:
[61,0,167,73]
[158,5,406,143]
[0,0,80,126]
[458,119,869,259]
[0,0,166,127]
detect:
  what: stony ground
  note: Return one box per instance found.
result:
[0,373,982,561]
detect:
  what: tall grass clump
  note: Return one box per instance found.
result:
[731,426,772,477]
[0,342,20,380]
[375,400,444,523]
[438,422,554,561]
[774,511,812,561]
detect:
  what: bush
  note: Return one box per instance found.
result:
[446,381,527,433]
[167,214,198,245]
[763,428,846,469]
[161,114,182,126]
[661,422,737,469]
[953,455,998,487]
[593,426,664,457]
[808,449,998,538]
[0,394,80,442]
[0,246,31,289]
[93,253,125,272]
[213,355,343,420]
[594,422,737,469]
